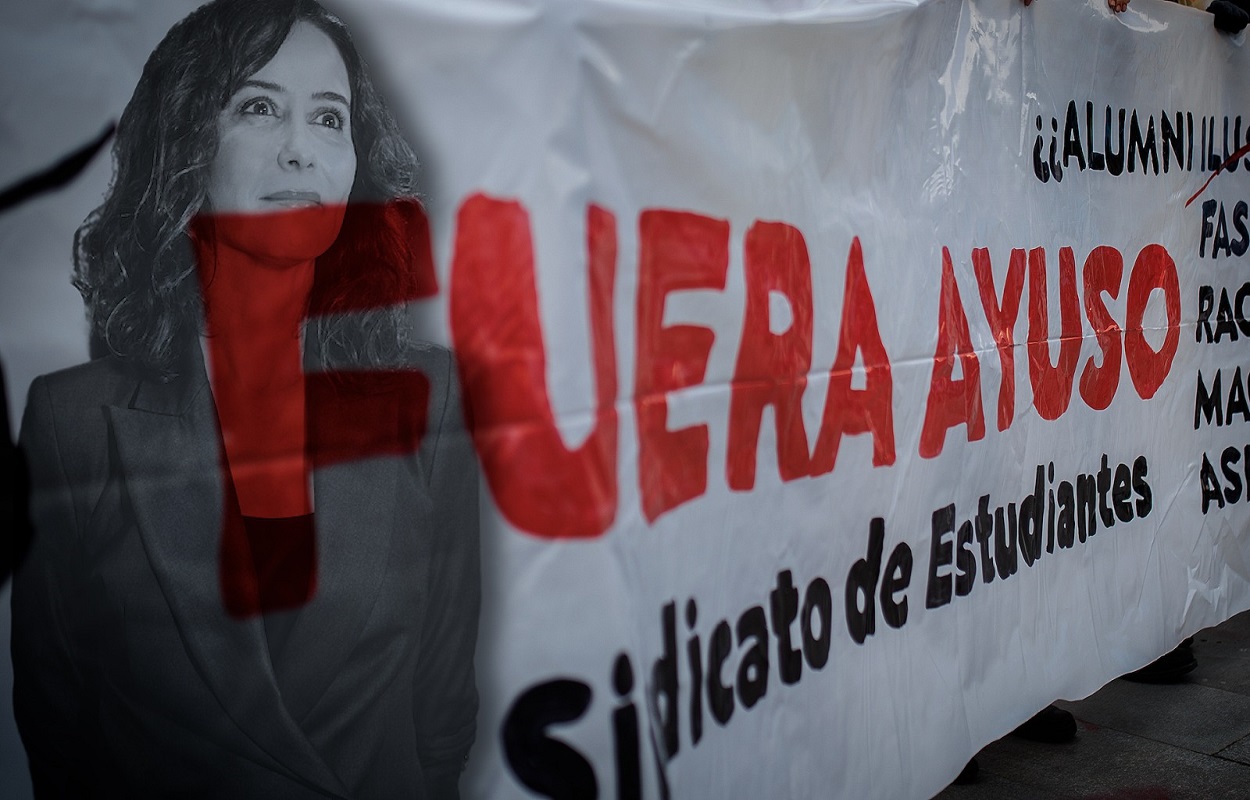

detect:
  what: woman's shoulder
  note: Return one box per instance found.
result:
[22,354,201,444]
[31,356,143,406]
[20,357,145,486]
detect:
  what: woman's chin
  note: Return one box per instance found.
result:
[198,205,348,264]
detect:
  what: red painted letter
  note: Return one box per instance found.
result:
[727,221,814,490]
[972,247,1025,431]
[450,194,619,538]
[1027,247,1082,421]
[636,209,729,522]
[810,238,895,474]
[1078,246,1124,411]
[202,200,440,616]
[1124,244,1180,399]
[920,247,984,458]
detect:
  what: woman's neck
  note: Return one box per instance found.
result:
[197,235,315,359]
[196,232,316,518]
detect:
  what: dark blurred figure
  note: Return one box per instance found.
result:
[1124,638,1198,683]
[1,359,32,586]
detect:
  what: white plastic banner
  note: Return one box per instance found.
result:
[4,1,1250,798]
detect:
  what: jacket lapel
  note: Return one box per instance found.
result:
[274,371,403,724]
[107,359,350,798]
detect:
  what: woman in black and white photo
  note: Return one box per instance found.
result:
[11,1,479,797]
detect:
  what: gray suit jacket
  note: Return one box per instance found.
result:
[12,345,479,799]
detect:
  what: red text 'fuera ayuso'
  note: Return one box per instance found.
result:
[449,193,1181,540]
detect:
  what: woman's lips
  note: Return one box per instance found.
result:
[260,190,322,208]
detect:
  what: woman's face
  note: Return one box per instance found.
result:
[205,21,357,260]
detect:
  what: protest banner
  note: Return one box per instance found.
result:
[2,0,1250,797]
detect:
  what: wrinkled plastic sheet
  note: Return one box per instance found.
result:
[3,0,1249,797]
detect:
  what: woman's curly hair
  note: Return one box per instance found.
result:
[73,0,424,379]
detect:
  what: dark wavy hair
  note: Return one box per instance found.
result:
[73,0,424,379]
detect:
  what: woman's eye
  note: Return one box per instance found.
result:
[316,110,346,130]
[239,98,276,116]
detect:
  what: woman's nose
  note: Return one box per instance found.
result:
[277,120,314,170]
